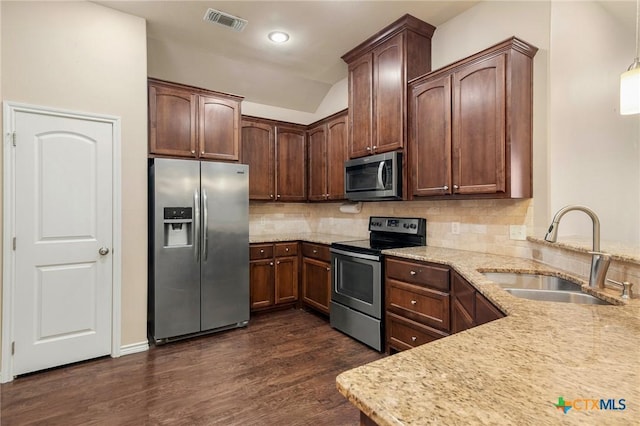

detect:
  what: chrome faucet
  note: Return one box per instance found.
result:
[544,205,610,289]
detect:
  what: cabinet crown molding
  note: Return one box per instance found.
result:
[341,13,436,64]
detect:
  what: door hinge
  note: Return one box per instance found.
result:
[11,342,15,355]
[11,132,16,147]
[13,237,16,250]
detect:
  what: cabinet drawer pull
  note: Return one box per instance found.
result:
[269,262,274,266]
[191,150,196,154]
[270,194,274,198]
[276,195,281,199]
[453,184,459,189]
[411,336,417,342]
[410,270,417,276]
[276,261,280,265]
[366,146,371,151]
[260,249,264,254]
[285,247,289,252]
[326,267,330,271]
[201,151,205,155]
[313,249,318,254]
[410,300,417,305]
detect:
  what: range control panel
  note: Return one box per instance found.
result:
[368,216,426,235]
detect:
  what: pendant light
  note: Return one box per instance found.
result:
[620,0,640,115]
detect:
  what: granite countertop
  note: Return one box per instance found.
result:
[249,232,361,245]
[336,246,640,425]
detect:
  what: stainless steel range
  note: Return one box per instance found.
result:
[330,217,426,351]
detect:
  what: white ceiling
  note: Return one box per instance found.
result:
[96,1,637,112]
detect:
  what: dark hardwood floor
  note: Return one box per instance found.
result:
[0,309,384,425]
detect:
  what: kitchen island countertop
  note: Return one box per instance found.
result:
[337,246,640,425]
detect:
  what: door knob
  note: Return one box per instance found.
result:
[99,247,110,255]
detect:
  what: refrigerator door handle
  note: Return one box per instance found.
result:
[194,189,200,262]
[202,188,209,261]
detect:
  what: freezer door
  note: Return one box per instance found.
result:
[200,162,250,330]
[150,158,201,340]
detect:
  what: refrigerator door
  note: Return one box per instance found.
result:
[150,158,201,340]
[200,162,250,331]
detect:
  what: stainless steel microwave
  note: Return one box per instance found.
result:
[344,151,402,201]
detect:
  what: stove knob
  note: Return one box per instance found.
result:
[410,223,417,229]
[403,223,409,229]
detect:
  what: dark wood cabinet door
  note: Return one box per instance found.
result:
[475,292,504,326]
[348,54,373,158]
[452,299,474,333]
[275,256,299,304]
[241,120,275,200]
[410,75,452,197]
[250,259,274,310]
[452,54,506,195]
[373,33,404,154]
[149,83,196,157]
[276,126,306,201]
[307,124,327,201]
[326,113,348,200]
[302,257,331,315]
[198,95,240,161]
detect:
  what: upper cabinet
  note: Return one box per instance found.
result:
[241,117,306,201]
[307,110,348,201]
[342,14,435,159]
[148,78,242,161]
[409,38,537,199]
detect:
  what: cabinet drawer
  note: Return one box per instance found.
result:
[302,243,331,262]
[386,258,450,291]
[275,242,298,257]
[387,279,450,331]
[250,244,273,260]
[387,312,449,351]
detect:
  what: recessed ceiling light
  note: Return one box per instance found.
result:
[268,31,289,43]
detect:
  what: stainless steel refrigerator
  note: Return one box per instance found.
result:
[148,158,249,343]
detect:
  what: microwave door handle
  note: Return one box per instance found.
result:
[377,161,385,188]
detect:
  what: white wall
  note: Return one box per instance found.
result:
[1,1,148,346]
[549,1,640,245]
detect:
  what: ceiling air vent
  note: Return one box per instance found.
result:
[203,8,247,32]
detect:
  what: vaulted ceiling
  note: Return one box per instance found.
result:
[97,1,636,112]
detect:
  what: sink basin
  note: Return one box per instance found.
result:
[504,288,612,305]
[482,272,581,291]
[482,272,613,306]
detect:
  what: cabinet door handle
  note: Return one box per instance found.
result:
[410,270,417,276]
[285,247,289,252]
[270,194,274,199]
[276,195,281,199]
[201,151,205,155]
[326,267,330,271]
[260,249,264,254]
[411,336,417,342]
[366,146,371,151]
[269,262,274,266]
[313,249,318,254]
[372,145,377,150]
[276,260,280,265]
[453,184,459,189]
[411,300,417,305]
[191,150,196,154]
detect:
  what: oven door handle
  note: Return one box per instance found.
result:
[330,247,380,262]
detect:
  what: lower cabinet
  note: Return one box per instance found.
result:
[249,242,299,312]
[385,258,451,353]
[452,270,504,332]
[301,243,331,315]
[385,256,504,353]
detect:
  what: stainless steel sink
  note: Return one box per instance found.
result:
[482,272,582,291]
[504,288,612,305]
[482,272,613,306]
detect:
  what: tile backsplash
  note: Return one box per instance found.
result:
[250,199,640,289]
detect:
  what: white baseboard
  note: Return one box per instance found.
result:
[119,341,149,356]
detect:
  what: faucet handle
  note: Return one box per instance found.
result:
[606,279,634,299]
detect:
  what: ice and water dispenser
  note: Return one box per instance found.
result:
[163,207,193,247]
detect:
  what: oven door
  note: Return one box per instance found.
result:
[331,248,382,319]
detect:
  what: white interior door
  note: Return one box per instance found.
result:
[12,109,113,376]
